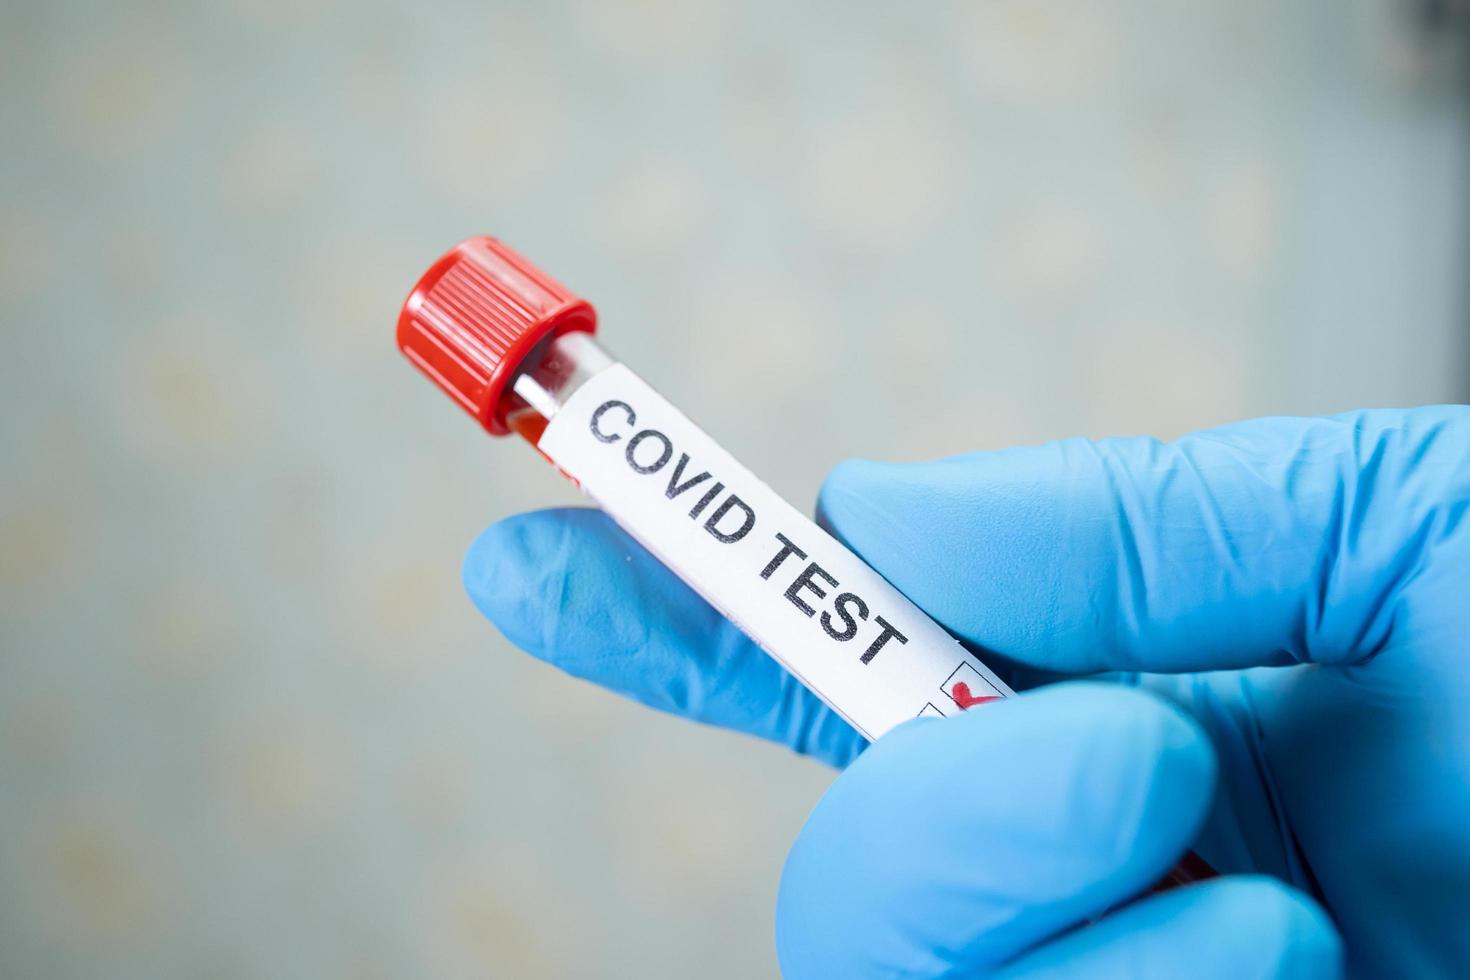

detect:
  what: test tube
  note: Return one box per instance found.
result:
[397,236,1214,889]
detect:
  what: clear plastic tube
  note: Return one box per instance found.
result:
[504,332,616,447]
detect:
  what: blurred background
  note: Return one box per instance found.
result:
[2,1,1467,977]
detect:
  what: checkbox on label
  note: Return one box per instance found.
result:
[918,702,946,719]
[943,662,1002,711]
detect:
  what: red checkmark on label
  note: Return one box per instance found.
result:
[950,682,1001,710]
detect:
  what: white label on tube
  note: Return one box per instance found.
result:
[537,363,1014,741]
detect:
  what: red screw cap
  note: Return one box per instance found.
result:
[397,236,597,435]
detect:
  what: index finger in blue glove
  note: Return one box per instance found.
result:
[816,406,1469,675]
[464,507,866,767]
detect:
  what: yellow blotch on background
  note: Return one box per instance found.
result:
[138,349,241,446]
[453,885,546,971]
[0,496,81,607]
[134,582,234,676]
[414,67,566,205]
[50,39,179,155]
[116,324,269,462]
[41,813,162,942]
[356,557,453,640]
[429,877,561,979]
[222,723,341,834]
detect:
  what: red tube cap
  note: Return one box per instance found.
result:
[397,236,597,435]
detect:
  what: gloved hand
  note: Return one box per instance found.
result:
[463,406,1470,978]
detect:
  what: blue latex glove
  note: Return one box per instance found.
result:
[464,406,1470,978]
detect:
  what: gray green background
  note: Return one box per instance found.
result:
[2,1,1467,977]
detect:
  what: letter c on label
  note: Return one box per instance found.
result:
[590,400,636,443]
